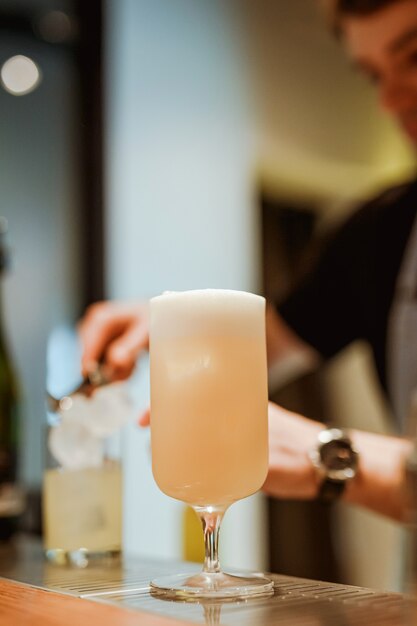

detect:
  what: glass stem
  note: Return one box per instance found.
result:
[194,506,226,574]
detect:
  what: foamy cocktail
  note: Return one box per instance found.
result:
[149,289,273,599]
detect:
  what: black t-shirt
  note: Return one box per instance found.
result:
[277,178,417,393]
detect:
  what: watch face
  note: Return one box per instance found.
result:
[319,439,358,481]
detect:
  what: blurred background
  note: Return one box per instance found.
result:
[1,0,415,591]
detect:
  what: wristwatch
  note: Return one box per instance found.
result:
[309,427,359,503]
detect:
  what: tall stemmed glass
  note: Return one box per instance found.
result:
[149,289,273,599]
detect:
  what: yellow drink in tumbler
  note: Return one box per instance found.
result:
[43,460,122,553]
[150,289,269,507]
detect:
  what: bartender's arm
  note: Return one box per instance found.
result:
[78,299,411,522]
[264,403,411,522]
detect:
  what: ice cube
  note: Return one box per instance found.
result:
[81,383,135,438]
[48,417,104,470]
[48,383,134,468]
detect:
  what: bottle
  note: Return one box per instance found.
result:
[0,218,24,540]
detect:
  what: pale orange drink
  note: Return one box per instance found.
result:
[149,289,273,600]
[150,289,269,507]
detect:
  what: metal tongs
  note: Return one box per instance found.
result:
[45,365,109,414]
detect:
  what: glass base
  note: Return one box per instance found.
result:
[150,570,274,599]
[44,547,121,568]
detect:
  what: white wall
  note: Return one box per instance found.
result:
[105,0,267,568]
[105,0,259,300]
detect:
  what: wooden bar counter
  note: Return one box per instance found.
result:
[0,578,184,626]
[0,536,414,625]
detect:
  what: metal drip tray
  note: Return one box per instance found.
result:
[0,538,414,625]
[90,576,411,625]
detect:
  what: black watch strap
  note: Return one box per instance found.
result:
[317,478,346,504]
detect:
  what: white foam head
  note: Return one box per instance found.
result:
[150,289,265,338]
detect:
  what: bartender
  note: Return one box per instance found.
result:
[79,0,417,520]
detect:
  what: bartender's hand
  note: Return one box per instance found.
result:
[263,403,322,500]
[79,300,149,382]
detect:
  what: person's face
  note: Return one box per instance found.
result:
[341,0,417,144]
